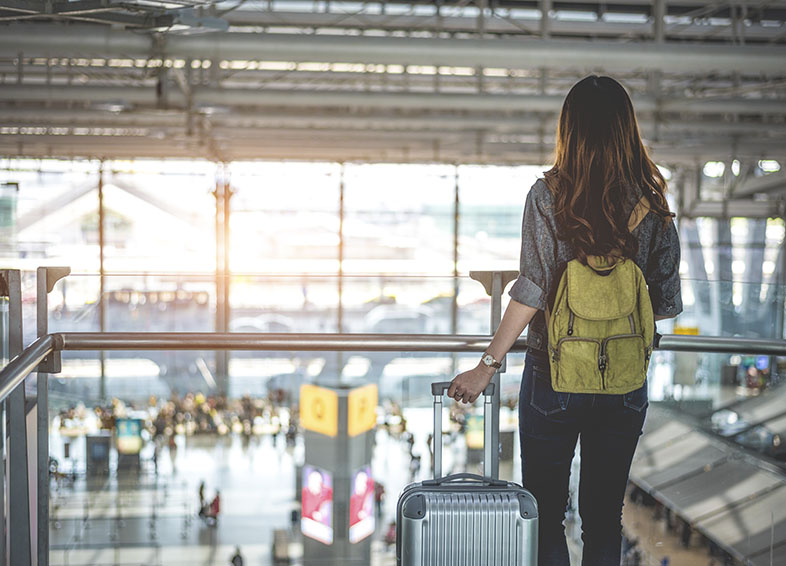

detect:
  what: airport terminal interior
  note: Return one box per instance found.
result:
[0,0,785,565]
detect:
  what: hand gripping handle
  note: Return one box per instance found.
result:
[431,381,496,480]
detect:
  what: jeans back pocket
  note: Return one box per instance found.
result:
[529,364,571,416]
[622,384,648,412]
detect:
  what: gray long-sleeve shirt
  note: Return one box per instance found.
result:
[509,179,683,354]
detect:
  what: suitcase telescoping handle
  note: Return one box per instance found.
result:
[431,381,496,480]
[422,472,507,488]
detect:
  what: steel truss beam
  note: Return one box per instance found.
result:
[0,133,781,164]
[223,9,786,43]
[0,110,786,144]
[0,84,783,116]
[0,105,786,139]
[733,170,786,198]
[687,199,786,218]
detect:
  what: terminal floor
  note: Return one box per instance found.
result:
[50,409,482,566]
[49,407,726,566]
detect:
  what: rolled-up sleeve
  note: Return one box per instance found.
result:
[646,219,683,317]
[508,183,557,311]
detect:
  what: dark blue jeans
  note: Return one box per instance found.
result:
[519,352,647,566]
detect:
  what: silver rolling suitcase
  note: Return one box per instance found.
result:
[396,382,538,566]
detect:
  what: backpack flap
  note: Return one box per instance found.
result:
[567,259,636,321]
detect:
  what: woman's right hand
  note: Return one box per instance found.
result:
[447,364,496,404]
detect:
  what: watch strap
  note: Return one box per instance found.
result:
[482,352,502,369]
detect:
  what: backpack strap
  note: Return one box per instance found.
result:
[628,195,651,233]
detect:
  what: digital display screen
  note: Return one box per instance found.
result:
[349,465,375,544]
[116,418,143,455]
[301,465,334,545]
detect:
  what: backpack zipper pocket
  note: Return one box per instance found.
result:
[553,337,602,391]
[600,334,646,391]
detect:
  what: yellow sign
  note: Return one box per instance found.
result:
[674,325,700,336]
[301,385,338,437]
[348,384,378,437]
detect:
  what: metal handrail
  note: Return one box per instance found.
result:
[656,334,786,355]
[55,332,524,352]
[0,335,54,403]
[0,331,785,405]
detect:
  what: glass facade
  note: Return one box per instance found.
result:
[1,157,784,566]
[1,158,784,410]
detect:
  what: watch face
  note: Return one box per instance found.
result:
[482,354,493,366]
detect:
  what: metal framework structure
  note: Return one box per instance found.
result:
[0,3,784,153]
[0,0,784,210]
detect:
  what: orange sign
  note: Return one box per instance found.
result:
[348,384,378,437]
[301,385,338,437]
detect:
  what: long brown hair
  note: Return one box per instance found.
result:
[543,75,673,263]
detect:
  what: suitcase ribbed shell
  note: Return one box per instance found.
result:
[397,483,538,566]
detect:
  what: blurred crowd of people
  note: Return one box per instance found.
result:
[57,390,299,445]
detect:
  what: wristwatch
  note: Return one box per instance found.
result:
[481,352,502,370]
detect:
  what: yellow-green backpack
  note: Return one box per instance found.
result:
[546,196,655,394]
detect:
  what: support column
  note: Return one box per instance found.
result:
[540,0,552,38]
[337,164,345,383]
[213,171,232,397]
[301,384,377,565]
[451,165,459,336]
[450,166,460,378]
[98,163,107,402]
[683,220,711,316]
[717,219,734,335]
[769,219,785,376]
[223,177,231,385]
[744,219,766,334]
[653,0,666,43]
[777,219,786,342]
[338,164,345,335]
[477,0,486,37]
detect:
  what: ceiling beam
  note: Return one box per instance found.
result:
[733,170,786,198]
[0,84,783,117]
[687,199,786,218]
[224,9,786,43]
[0,132,780,164]
[3,107,786,138]
[2,24,785,74]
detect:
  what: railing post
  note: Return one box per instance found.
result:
[0,275,6,565]
[1,269,32,566]
[36,267,70,566]
[469,270,518,479]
